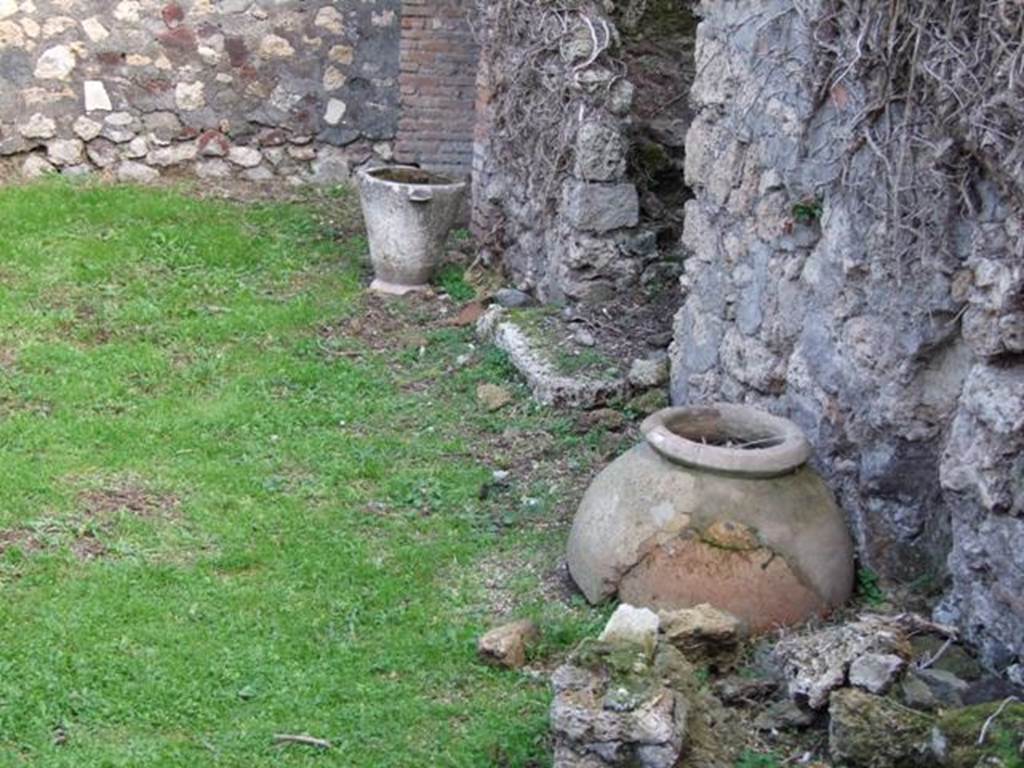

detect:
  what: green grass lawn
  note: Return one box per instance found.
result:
[0,180,619,767]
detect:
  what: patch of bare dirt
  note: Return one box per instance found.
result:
[317,291,458,356]
[70,532,108,561]
[0,528,42,557]
[0,347,17,372]
[44,299,116,348]
[472,553,577,618]
[78,483,180,520]
[0,394,54,418]
[2,480,180,565]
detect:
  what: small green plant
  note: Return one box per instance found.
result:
[556,347,615,377]
[479,345,519,382]
[694,665,711,686]
[992,729,1024,767]
[434,262,476,302]
[791,196,823,225]
[326,184,353,199]
[857,566,886,606]
[735,750,781,768]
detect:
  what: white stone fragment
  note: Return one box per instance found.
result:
[327,44,353,64]
[86,140,118,167]
[123,136,148,159]
[84,80,112,112]
[243,166,274,182]
[259,34,294,58]
[314,6,345,34]
[198,45,220,65]
[628,354,670,389]
[46,138,84,166]
[34,45,75,80]
[309,145,349,183]
[116,161,160,184]
[324,98,346,126]
[41,16,76,38]
[598,604,660,649]
[22,154,55,179]
[147,142,197,167]
[102,111,136,143]
[175,81,205,111]
[105,111,133,127]
[322,65,346,91]
[81,17,108,43]
[849,653,906,695]
[0,19,24,47]
[196,159,232,179]
[113,1,140,22]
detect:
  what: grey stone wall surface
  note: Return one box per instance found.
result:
[472,2,695,304]
[0,0,401,184]
[676,0,1024,668]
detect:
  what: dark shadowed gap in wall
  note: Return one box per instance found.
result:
[614,0,698,253]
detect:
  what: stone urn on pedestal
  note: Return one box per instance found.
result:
[567,404,855,632]
[356,166,467,295]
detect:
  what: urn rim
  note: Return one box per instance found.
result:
[640,403,812,477]
[359,165,467,191]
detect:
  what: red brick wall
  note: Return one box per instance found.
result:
[396,0,480,180]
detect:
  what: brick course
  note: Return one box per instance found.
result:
[395,0,480,180]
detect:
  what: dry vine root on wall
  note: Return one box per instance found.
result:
[477,0,628,204]
[809,0,1024,265]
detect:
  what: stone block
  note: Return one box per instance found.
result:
[46,139,84,166]
[116,161,160,184]
[848,653,905,695]
[477,620,539,669]
[22,154,55,179]
[575,120,627,181]
[565,181,640,232]
[598,604,660,648]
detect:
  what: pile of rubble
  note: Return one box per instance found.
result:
[479,605,1024,767]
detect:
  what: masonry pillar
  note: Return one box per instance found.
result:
[395,0,480,180]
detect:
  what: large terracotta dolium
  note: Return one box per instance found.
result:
[567,404,855,632]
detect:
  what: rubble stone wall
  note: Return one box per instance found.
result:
[471,2,696,303]
[676,0,1024,668]
[0,0,404,184]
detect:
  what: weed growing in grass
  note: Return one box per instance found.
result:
[735,750,782,768]
[435,262,476,302]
